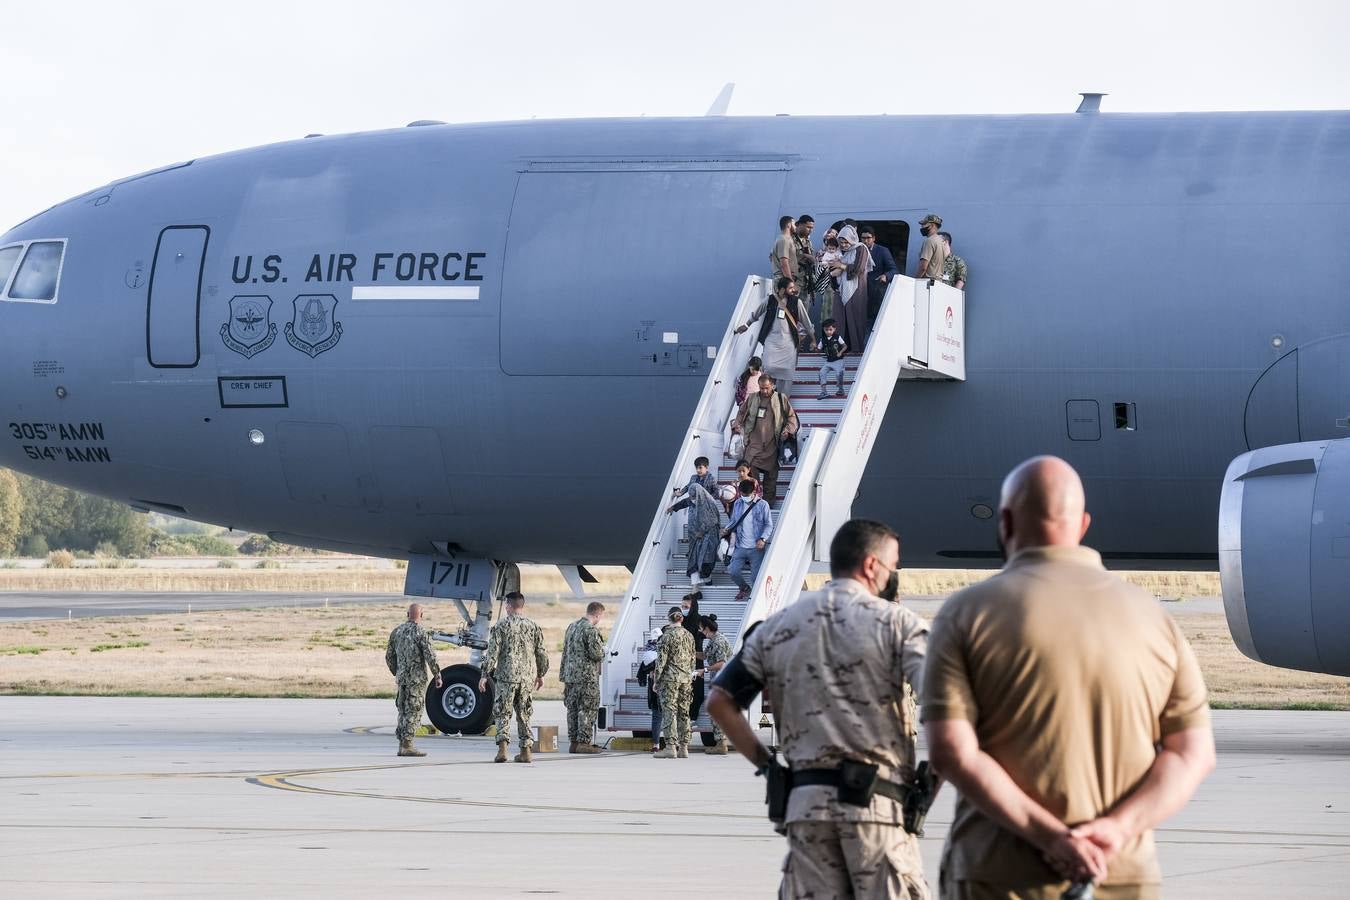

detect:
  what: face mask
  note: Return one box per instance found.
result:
[874,565,900,601]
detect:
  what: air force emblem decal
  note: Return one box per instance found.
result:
[284,294,343,357]
[220,295,277,358]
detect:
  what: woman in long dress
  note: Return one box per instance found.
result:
[671,482,724,593]
[834,225,873,352]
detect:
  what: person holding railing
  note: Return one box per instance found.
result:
[735,277,814,386]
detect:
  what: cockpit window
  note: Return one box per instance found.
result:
[0,245,20,292]
[5,240,65,302]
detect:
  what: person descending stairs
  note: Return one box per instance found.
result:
[601,272,966,746]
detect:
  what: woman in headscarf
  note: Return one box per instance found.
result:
[834,225,873,351]
[678,482,724,595]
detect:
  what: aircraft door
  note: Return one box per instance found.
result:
[147,225,209,368]
[500,161,788,376]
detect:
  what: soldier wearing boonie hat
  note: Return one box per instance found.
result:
[915,213,948,280]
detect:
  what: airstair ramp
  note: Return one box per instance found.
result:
[814,275,966,559]
[602,275,771,713]
[602,273,965,735]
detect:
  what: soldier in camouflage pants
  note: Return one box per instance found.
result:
[560,601,607,752]
[653,606,696,758]
[699,616,734,752]
[384,603,442,757]
[478,592,550,763]
[706,519,932,898]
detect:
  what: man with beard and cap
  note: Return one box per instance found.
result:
[737,276,814,384]
[708,518,932,898]
[915,213,948,281]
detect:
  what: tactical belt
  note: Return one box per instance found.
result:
[792,767,911,804]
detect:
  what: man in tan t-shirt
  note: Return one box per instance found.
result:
[915,213,948,280]
[922,456,1215,900]
[770,215,798,284]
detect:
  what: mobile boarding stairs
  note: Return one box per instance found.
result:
[600,274,966,740]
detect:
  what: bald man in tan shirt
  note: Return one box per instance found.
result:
[922,456,1215,900]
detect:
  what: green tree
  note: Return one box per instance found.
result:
[14,473,152,556]
[0,469,23,555]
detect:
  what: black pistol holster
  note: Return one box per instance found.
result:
[763,759,911,833]
[759,757,792,834]
[902,760,938,836]
[793,762,908,809]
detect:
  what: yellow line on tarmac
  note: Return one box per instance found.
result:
[0,769,261,781]
[248,760,761,819]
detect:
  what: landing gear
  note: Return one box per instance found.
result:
[425,664,493,735]
[405,556,519,737]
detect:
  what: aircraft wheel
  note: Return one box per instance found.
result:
[425,664,493,735]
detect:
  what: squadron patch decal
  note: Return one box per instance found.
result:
[220,295,277,359]
[284,294,343,358]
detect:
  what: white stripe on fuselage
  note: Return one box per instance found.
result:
[350,285,480,301]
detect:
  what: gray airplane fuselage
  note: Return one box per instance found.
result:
[2,112,1348,569]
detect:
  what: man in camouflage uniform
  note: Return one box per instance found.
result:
[652,605,696,759]
[384,602,442,757]
[940,231,967,290]
[699,616,734,755]
[793,214,820,330]
[708,519,932,899]
[560,600,607,754]
[477,591,549,763]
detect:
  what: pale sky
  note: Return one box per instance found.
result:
[2,0,1348,228]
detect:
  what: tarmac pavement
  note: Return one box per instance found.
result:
[0,592,398,621]
[0,698,1346,898]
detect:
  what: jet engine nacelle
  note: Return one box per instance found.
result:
[1220,439,1350,676]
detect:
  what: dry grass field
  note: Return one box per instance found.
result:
[0,599,589,701]
[1,573,1347,708]
[0,564,1213,597]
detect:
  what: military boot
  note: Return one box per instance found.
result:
[708,740,729,755]
[397,738,426,757]
[676,743,689,758]
[494,741,508,763]
[653,744,676,759]
[574,743,602,754]
[514,745,533,764]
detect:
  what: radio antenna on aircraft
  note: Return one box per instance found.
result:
[705,82,735,116]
